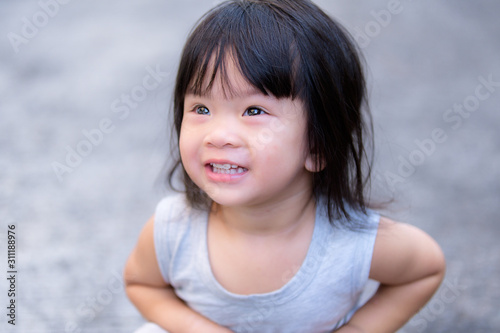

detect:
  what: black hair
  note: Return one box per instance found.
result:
[168,0,374,226]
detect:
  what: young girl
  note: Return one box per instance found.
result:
[124,1,446,332]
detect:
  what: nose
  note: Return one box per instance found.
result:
[203,118,243,149]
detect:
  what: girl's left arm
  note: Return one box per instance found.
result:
[338,217,446,333]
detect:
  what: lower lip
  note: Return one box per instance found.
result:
[205,165,248,183]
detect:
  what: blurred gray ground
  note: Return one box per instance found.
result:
[0,0,499,332]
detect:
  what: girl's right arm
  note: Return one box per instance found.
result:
[124,216,232,333]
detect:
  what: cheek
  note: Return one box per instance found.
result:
[272,123,308,153]
[257,126,308,166]
[179,126,197,166]
[250,119,306,150]
[178,129,187,159]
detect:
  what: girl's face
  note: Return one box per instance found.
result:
[179,60,315,209]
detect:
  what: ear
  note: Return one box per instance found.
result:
[305,154,325,172]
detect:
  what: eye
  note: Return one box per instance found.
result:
[243,107,266,116]
[194,105,210,115]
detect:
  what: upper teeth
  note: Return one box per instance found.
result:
[210,163,239,170]
[210,163,246,174]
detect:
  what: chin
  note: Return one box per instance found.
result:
[202,188,253,208]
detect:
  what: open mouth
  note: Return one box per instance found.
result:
[209,163,248,175]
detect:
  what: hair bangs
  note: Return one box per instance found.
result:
[179,1,301,102]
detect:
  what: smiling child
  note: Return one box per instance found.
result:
[124,1,446,332]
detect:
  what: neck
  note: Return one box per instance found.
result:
[211,190,316,238]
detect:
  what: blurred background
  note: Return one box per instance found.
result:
[0,0,498,332]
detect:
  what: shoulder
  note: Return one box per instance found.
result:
[370,217,446,284]
[153,192,208,255]
[317,203,380,267]
[154,193,207,228]
[155,193,190,220]
[124,214,166,287]
[318,198,380,232]
[153,192,208,244]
